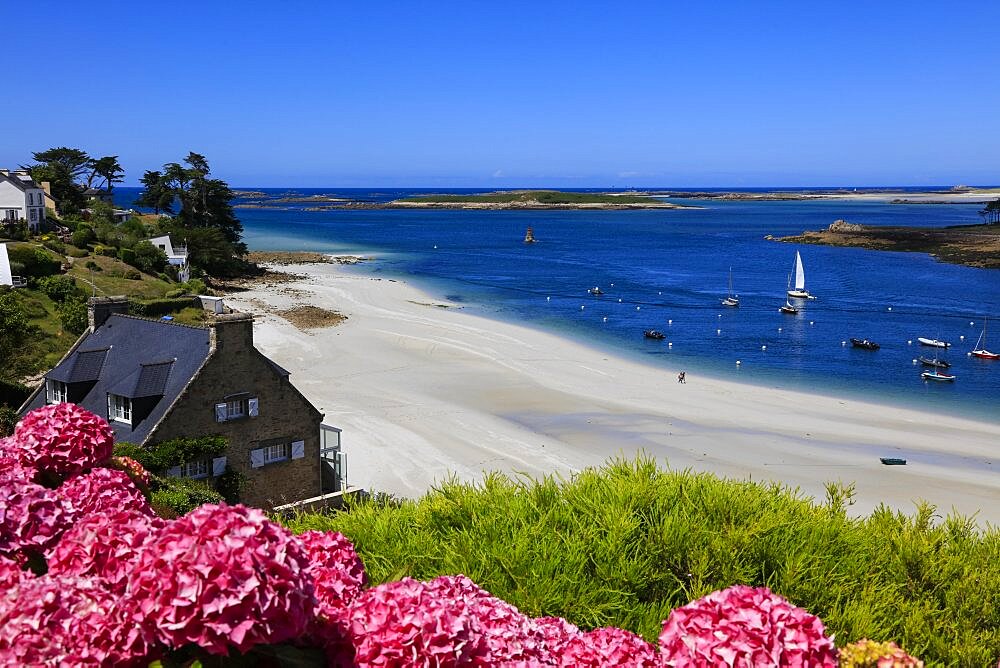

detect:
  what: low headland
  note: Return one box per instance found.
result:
[773,219,1000,269]
[388,190,694,209]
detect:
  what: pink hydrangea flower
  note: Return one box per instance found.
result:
[557,627,660,667]
[58,467,154,519]
[12,403,114,477]
[128,503,313,655]
[111,455,152,487]
[659,585,837,667]
[0,554,28,592]
[532,615,583,659]
[0,437,33,483]
[48,509,163,594]
[0,476,72,562]
[0,574,158,667]
[296,529,368,617]
[347,575,491,666]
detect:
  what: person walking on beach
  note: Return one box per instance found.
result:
[678,371,686,384]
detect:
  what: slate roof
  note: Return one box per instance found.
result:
[0,171,39,192]
[24,314,211,444]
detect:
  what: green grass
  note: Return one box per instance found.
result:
[67,254,175,299]
[284,457,1000,665]
[10,288,78,371]
[396,190,662,205]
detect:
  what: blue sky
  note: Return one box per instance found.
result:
[4,1,998,187]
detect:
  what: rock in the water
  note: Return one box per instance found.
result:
[829,219,865,233]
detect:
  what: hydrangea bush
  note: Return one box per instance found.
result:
[0,403,925,666]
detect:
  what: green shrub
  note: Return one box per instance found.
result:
[115,436,228,472]
[285,457,1000,665]
[37,275,82,303]
[150,475,224,516]
[0,406,16,437]
[182,278,207,295]
[100,245,118,257]
[84,260,101,272]
[127,296,196,317]
[56,299,88,335]
[2,220,29,241]
[123,268,141,280]
[133,240,168,274]
[165,288,185,298]
[71,226,96,248]
[41,239,65,254]
[118,247,136,265]
[216,467,249,504]
[5,246,61,277]
[66,247,88,258]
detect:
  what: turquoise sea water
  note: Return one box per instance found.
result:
[118,188,1000,421]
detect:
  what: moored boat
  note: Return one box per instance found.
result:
[643,329,665,340]
[917,337,950,348]
[918,356,950,368]
[850,338,879,350]
[721,267,739,307]
[921,369,956,382]
[523,227,536,243]
[971,317,999,359]
[588,286,603,295]
[779,301,798,314]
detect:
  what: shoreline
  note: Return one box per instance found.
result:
[222,257,1000,525]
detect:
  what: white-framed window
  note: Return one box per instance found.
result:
[181,460,208,479]
[263,442,290,463]
[215,396,258,422]
[109,394,131,423]
[46,379,68,404]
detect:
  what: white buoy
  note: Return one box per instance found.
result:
[761,345,767,351]
[970,321,974,326]
[968,351,972,356]
[907,340,912,345]
[618,298,622,303]
[658,291,662,295]
[668,319,673,325]
[960,335,965,341]
[810,321,814,325]
[888,307,892,311]
[668,342,673,348]
[736,360,741,366]
[718,314,722,318]
[778,327,782,333]
[433,245,438,249]
[717,329,721,334]
[912,359,917,364]
[580,305,585,310]
[546,296,551,301]
[636,306,641,310]
[602,317,607,322]
[841,341,846,346]
[610,283,614,287]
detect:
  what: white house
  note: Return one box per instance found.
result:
[148,234,190,282]
[0,169,46,232]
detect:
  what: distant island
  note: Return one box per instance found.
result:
[773,219,1000,269]
[387,190,694,209]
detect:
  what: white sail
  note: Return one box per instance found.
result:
[793,252,805,290]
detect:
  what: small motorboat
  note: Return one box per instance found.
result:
[880,457,907,465]
[643,329,665,340]
[779,301,798,314]
[523,227,536,243]
[850,338,880,350]
[918,356,950,368]
[921,369,956,382]
[917,337,950,348]
[588,287,603,296]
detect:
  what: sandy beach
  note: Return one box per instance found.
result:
[224,260,1000,525]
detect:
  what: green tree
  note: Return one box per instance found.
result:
[0,291,33,382]
[137,153,251,276]
[979,198,1000,225]
[132,240,168,274]
[26,147,91,214]
[71,225,96,248]
[57,298,88,335]
[86,155,125,193]
[37,275,83,303]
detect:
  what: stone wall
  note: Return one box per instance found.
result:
[149,314,324,508]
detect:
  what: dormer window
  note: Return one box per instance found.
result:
[46,379,68,404]
[109,394,132,423]
[215,395,258,422]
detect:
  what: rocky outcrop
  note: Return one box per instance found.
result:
[828,219,866,233]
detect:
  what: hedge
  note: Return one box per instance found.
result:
[127,296,198,317]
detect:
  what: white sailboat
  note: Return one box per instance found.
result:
[779,272,798,314]
[972,317,999,360]
[786,251,815,299]
[721,267,739,307]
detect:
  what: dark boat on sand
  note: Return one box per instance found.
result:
[644,329,665,340]
[850,338,879,350]
[880,457,906,465]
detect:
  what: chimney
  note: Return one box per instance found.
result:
[88,296,129,331]
[209,312,255,355]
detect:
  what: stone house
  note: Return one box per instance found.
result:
[20,297,343,508]
[0,169,46,232]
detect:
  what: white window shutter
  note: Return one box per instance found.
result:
[250,448,265,469]
[166,466,182,477]
[212,456,227,476]
[291,440,305,460]
[215,403,227,422]
[248,397,259,417]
